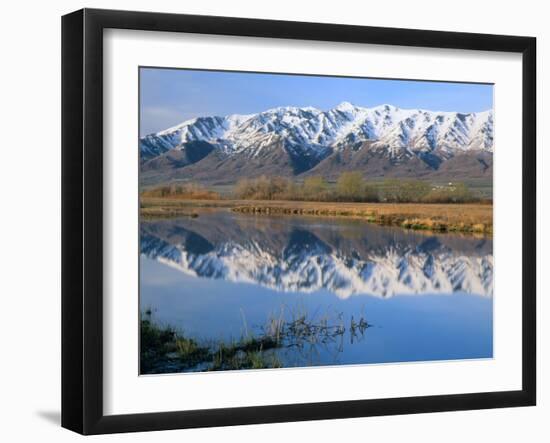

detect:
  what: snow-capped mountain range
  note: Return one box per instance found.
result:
[139,102,494,185]
[140,216,493,299]
[141,102,493,160]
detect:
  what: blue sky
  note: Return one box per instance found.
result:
[140,67,493,136]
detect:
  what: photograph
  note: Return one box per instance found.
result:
[139,68,494,374]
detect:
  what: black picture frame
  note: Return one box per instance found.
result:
[62,8,536,435]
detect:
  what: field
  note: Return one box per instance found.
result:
[140,197,493,234]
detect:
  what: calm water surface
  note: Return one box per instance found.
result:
[140,211,493,372]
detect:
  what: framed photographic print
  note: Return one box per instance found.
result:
[62,8,536,435]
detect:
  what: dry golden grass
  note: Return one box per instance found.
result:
[140,197,492,234]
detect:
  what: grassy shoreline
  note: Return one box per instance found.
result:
[141,317,282,374]
[140,197,493,234]
[141,306,372,373]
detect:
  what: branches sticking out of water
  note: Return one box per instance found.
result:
[261,305,372,354]
[350,315,371,344]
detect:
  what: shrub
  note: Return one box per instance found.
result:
[422,182,477,203]
[336,172,365,201]
[302,176,329,201]
[382,179,431,203]
[234,176,293,200]
[363,185,380,202]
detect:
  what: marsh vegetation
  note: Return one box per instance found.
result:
[140,305,372,374]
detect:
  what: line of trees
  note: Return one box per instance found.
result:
[234,173,479,204]
[141,183,221,200]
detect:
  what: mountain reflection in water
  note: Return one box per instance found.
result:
[140,211,493,299]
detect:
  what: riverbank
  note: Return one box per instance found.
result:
[140,197,493,234]
[141,316,282,373]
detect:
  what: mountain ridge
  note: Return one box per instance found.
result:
[140,102,494,185]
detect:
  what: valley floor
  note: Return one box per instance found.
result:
[140,198,493,234]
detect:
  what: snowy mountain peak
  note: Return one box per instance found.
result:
[334,101,357,112]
